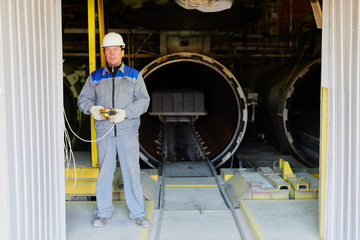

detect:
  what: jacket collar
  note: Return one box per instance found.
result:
[102,62,125,76]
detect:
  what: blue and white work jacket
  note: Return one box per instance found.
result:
[78,63,150,136]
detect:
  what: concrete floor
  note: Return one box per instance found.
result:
[66,199,320,240]
[241,200,320,240]
[66,187,320,240]
[155,210,243,240]
[66,202,252,240]
[66,201,142,240]
[164,162,213,177]
[66,154,320,240]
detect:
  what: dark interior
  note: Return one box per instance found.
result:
[139,60,242,166]
[288,63,321,161]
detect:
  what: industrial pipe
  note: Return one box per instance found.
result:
[256,59,321,166]
[139,52,247,167]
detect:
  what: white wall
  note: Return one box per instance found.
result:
[322,0,360,239]
[0,0,65,239]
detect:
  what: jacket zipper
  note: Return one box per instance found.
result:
[112,67,117,136]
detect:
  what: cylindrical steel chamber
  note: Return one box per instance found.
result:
[139,52,247,167]
[256,59,321,166]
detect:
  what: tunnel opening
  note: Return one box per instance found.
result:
[285,61,321,165]
[256,59,321,167]
[139,53,247,167]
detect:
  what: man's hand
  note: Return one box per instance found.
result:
[90,105,106,121]
[109,109,126,123]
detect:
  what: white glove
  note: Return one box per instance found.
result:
[90,105,106,121]
[109,109,126,123]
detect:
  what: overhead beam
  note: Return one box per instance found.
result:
[310,0,322,29]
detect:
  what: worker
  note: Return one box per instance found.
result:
[77,32,150,228]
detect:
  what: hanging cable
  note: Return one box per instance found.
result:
[63,109,115,143]
[63,108,116,190]
[64,124,77,190]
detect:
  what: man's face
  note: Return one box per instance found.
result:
[104,46,124,67]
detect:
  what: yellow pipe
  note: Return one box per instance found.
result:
[320,87,328,239]
[97,0,106,67]
[87,0,98,167]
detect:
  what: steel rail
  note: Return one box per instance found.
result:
[154,122,168,240]
[154,122,246,239]
[189,124,246,240]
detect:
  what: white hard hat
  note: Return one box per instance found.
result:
[101,32,125,48]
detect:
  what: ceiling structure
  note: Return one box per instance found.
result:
[62,0,321,69]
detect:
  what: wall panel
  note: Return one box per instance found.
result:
[0,0,65,239]
[322,0,360,239]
